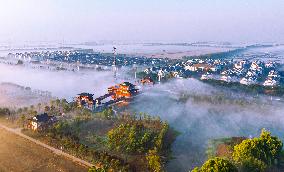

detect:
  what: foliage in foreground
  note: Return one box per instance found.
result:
[233,129,283,172]
[192,129,283,172]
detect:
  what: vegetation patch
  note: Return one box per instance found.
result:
[1,99,177,172]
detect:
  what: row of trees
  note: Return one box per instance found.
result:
[192,129,283,172]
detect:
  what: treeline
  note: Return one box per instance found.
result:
[192,129,283,172]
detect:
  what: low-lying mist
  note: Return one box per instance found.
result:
[0,64,116,100]
[129,79,284,172]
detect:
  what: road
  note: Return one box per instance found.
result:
[0,123,94,169]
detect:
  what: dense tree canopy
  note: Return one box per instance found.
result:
[192,157,237,172]
[107,122,156,153]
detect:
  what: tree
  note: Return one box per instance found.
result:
[61,99,68,105]
[44,106,50,112]
[19,114,26,126]
[238,157,267,172]
[23,107,28,112]
[50,100,55,107]
[17,108,23,114]
[0,108,11,116]
[259,129,283,165]
[55,99,61,108]
[146,148,163,172]
[107,123,155,154]
[192,157,237,172]
[17,60,23,65]
[30,105,34,111]
[37,103,42,112]
[233,129,283,171]
[102,107,114,119]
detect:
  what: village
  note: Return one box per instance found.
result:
[3,48,284,90]
[4,49,170,69]
[142,58,284,88]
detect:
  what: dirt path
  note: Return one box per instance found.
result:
[0,124,92,172]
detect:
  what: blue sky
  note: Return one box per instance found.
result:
[0,0,283,44]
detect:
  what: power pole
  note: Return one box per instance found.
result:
[112,47,117,80]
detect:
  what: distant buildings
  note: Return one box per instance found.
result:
[5,49,284,88]
[142,58,283,87]
[7,49,169,68]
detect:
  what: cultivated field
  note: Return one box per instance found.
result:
[0,128,87,172]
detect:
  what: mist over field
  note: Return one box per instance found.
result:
[0,64,115,100]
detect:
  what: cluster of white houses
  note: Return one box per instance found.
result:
[144,58,283,87]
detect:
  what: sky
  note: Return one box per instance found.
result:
[0,0,283,44]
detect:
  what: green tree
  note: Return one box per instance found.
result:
[238,157,267,172]
[192,157,237,172]
[146,148,163,172]
[233,129,283,171]
[107,123,155,154]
